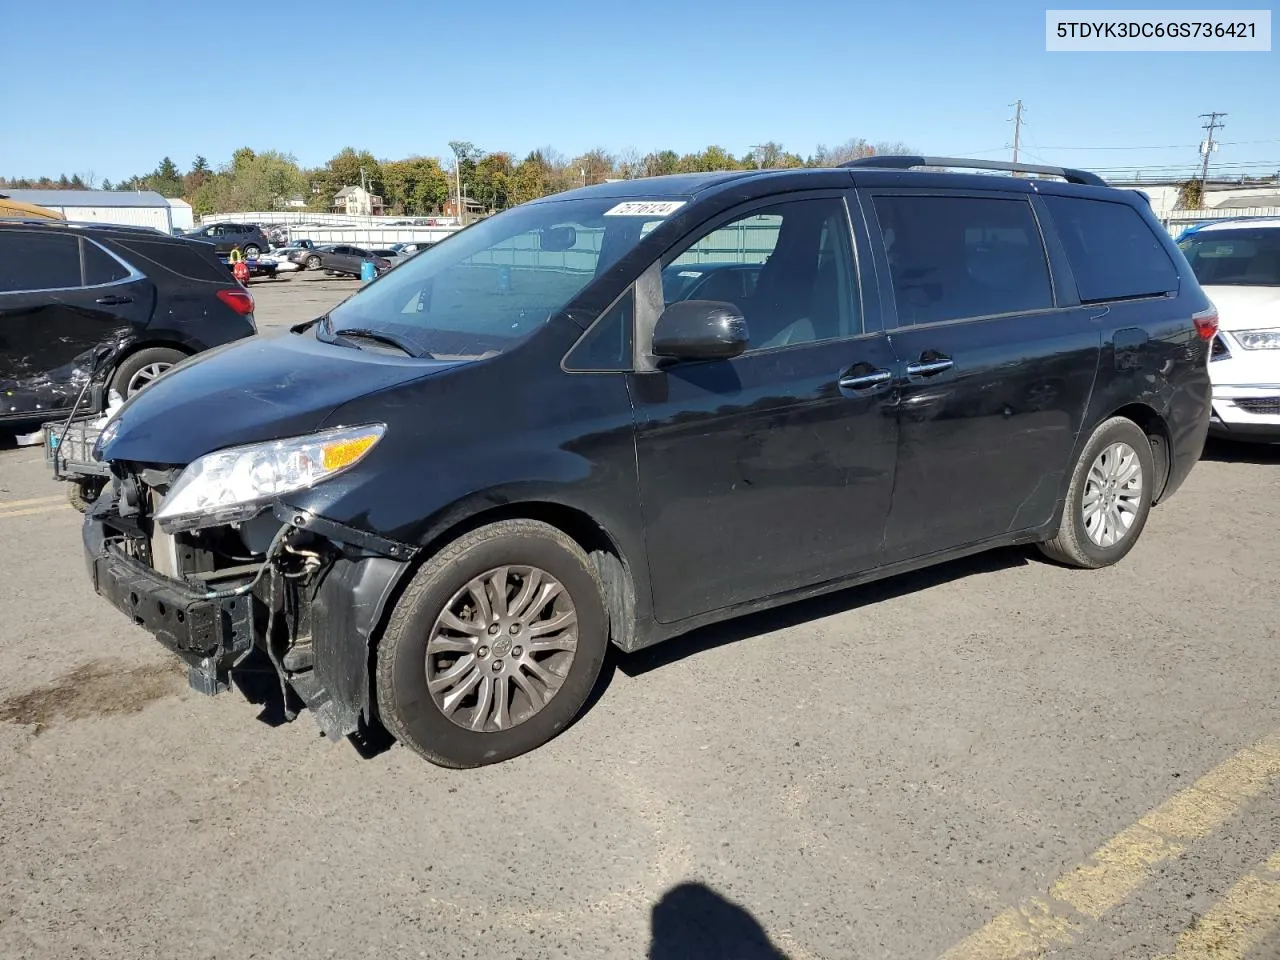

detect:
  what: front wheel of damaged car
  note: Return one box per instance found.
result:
[376,519,608,768]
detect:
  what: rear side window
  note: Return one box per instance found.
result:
[0,230,83,292]
[873,195,1053,326]
[1044,196,1178,302]
[83,240,131,285]
[113,239,233,283]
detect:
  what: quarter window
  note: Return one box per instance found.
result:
[873,195,1053,326]
[664,197,861,351]
[1044,195,1178,302]
[82,240,131,286]
[564,290,634,371]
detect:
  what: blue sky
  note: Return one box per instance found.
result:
[2,0,1276,182]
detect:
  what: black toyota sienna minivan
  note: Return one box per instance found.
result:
[84,157,1214,767]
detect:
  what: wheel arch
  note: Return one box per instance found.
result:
[1104,402,1172,502]
[106,339,196,390]
[410,500,640,653]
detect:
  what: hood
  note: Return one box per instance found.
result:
[99,330,465,465]
[1202,285,1280,331]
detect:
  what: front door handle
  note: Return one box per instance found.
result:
[95,294,133,306]
[838,368,892,390]
[905,357,953,378]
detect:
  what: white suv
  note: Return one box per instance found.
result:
[1179,218,1280,442]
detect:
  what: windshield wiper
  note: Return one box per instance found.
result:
[331,326,421,357]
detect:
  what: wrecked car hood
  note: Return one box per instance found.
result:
[99,331,466,465]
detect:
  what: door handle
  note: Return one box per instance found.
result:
[905,357,953,378]
[838,368,892,390]
[95,295,133,306]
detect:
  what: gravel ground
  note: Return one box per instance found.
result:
[0,275,1277,960]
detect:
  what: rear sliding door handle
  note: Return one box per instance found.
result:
[838,368,892,389]
[905,358,953,377]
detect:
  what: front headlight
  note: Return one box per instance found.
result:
[154,424,385,532]
[1233,329,1280,350]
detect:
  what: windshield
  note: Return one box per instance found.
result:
[1179,229,1280,287]
[322,196,679,357]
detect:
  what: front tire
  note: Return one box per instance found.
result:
[1038,416,1155,568]
[376,519,608,768]
[67,479,104,513]
[306,255,321,270]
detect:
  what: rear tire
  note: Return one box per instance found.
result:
[109,347,186,398]
[1038,416,1155,569]
[376,519,608,768]
[243,244,260,259]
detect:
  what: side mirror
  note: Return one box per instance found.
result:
[652,300,749,361]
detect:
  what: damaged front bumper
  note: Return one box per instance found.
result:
[82,487,415,742]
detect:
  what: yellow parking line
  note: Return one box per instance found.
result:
[0,505,67,520]
[942,731,1280,960]
[1154,849,1280,959]
[0,495,62,513]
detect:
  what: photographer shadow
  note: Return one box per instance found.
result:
[649,882,792,960]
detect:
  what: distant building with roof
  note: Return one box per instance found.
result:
[333,185,385,216]
[0,189,177,231]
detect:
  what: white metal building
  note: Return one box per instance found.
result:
[165,197,194,231]
[0,189,175,231]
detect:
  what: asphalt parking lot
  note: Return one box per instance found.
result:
[1,273,1277,960]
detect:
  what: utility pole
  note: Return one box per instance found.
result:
[1198,111,1227,185]
[450,145,464,226]
[1010,99,1024,167]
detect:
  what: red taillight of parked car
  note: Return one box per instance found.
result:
[1192,306,1219,341]
[216,287,255,316]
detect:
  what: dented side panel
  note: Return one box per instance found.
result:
[0,278,154,421]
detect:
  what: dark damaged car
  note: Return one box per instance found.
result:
[83,158,1212,768]
[0,221,256,427]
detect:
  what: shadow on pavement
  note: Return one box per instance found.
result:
[649,882,791,960]
[620,546,1028,678]
[1200,436,1280,464]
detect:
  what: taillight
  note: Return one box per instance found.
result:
[1193,306,1219,341]
[217,287,255,316]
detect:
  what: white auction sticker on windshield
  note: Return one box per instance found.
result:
[603,201,686,217]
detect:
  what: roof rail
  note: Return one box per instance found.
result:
[840,155,1107,187]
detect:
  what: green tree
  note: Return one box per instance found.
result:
[310,147,383,210]
[676,146,740,173]
[185,155,212,196]
[382,157,451,214]
[512,151,553,204]
[642,150,680,178]
[147,156,185,197]
[473,152,515,211]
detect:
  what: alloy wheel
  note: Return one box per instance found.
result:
[1082,441,1144,547]
[425,566,578,732]
[126,361,173,396]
